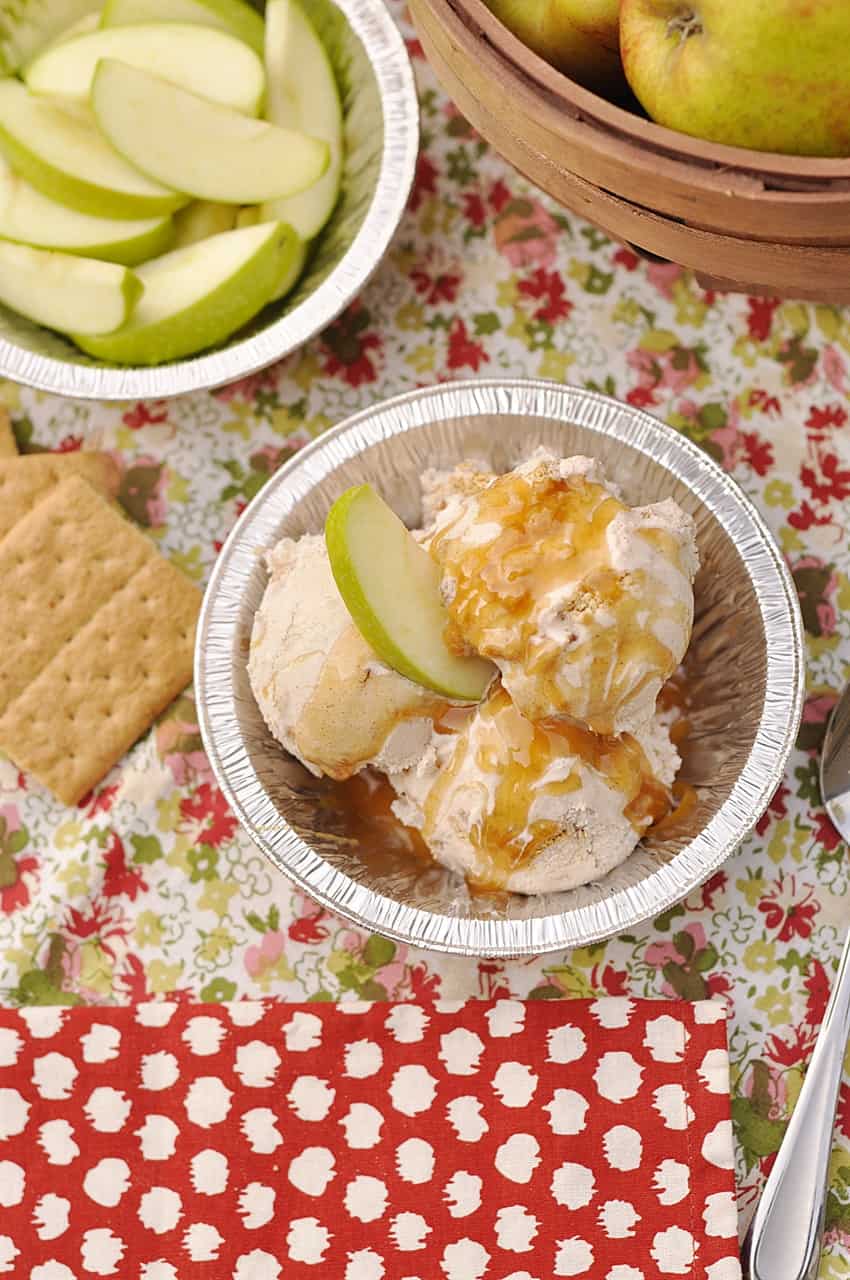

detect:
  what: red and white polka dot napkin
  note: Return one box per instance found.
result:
[0,998,740,1279]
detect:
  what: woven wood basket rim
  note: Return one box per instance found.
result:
[449,0,850,187]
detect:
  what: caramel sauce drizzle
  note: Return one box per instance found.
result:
[309,465,698,884]
[648,668,698,836]
[333,769,433,870]
[429,464,687,734]
[423,685,671,888]
[330,675,695,890]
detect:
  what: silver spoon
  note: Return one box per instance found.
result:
[743,682,850,1280]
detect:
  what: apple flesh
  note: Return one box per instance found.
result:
[72,221,300,364]
[92,59,328,204]
[173,201,237,249]
[0,153,173,264]
[485,0,623,92]
[37,11,100,52]
[620,0,850,156]
[101,0,265,56]
[325,484,496,702]
[0,82,186,219]
[0,0,100,75]
[235,206,261,228]
[25,22,265,115]
[261,0,343,240]
[270,236,307,301]
[0,240,140,334]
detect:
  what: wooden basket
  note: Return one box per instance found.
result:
[409,0,850,302]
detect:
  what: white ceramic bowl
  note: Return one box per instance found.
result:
[196,380,805,957]
[0,0,418,399]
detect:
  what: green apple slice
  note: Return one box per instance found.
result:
[270,235,307,301]
[25,23,265,115]
[0,154,173,265]
[173,201,237,249]
[0,82,186,219]
[261,0,343,240]
[72,221,299,365]
[0,0,100,75]
[101,0,264,56]
[39,11,100,50]
[325,484,496,702]
[234,218,307,295]
[0,240,141,335]
[234,201,309,299]
[235,206,261,228]
[92,60,329,204]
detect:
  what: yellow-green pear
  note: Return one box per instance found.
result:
[485,0,622,93]
[620,0,850,155]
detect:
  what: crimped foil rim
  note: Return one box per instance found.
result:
[0,0,418,401]
[196,379,805,957]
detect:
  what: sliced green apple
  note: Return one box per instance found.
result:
[173,201,237,249]
[325,484,496,702]
[0,82,186,219]
[234,199,310,297]
[0,153,173,265]
[26,23,265,115]
[39,11,100,50]
[261,0,343,240]
[0,0,100,75]
[101,0,264,56]
[0,240,141,335]
[270,235,307,301]
[72,221,299,365]
[235,206,261,228]
[92,60,328,204]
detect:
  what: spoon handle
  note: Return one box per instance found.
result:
[744,929,850,1280]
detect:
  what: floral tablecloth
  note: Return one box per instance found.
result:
[1,2,849,1266]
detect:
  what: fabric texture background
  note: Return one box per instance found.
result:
[0,1,848,1265]
[0,997,738,1278]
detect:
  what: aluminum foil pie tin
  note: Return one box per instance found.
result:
[196,379,805,957]
[0,0,418,399]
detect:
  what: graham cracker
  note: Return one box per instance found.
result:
[0,451,119,541]
[0,406,16,457]
[0,475,201,805]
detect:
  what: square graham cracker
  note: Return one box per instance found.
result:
[0,451,119,541]
[0,407,16,457]
[0,475,201,805]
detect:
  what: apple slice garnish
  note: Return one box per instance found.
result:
[325,484,496,703]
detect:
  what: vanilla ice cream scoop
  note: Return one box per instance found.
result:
[421,459,494,525]
[248,534,447,780]
[390,684,680,895]
[428,449,699,736]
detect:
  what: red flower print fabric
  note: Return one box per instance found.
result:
[0,999,740,1279]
